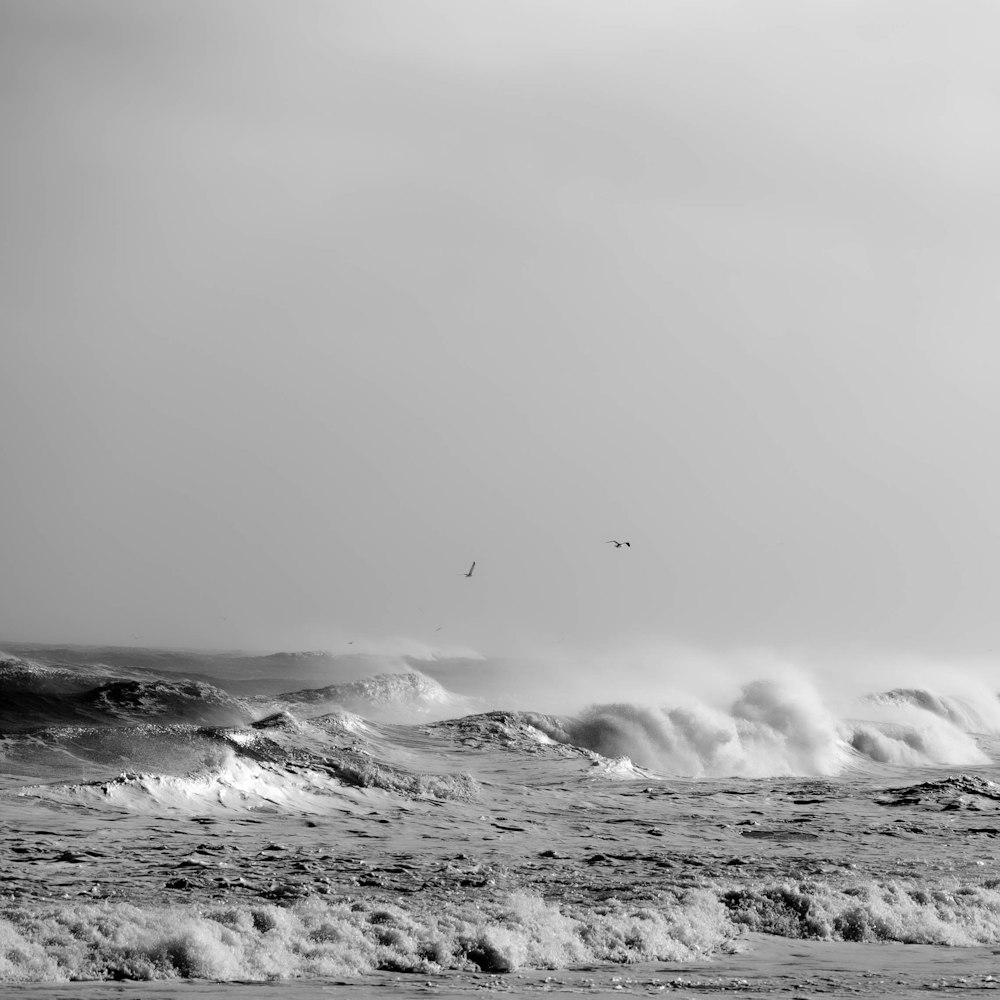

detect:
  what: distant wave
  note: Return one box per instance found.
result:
[429,711,579,754]
[273,671,468,721]
[843,720,990,768]
[0,653,120,693]
[464,681,1000,778]
[14,710,483,814]
[18,754,481,814]
[530,680,851,778]
[18,757,372,815]
[0,656,254,731]
[83,679,252,727]
[863,688,994,732]
[874,773,1000,809]
[5,647,1000,783]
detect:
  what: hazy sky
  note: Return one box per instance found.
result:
[3,1,1000,658]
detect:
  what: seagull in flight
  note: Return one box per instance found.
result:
[606,540,631,548]
[464,561,476,578]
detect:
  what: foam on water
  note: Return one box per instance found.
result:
[724,880,1000,946]
[0,891,735,982]
[8,877,1000,982]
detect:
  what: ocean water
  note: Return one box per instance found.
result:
[3,643,1000,993]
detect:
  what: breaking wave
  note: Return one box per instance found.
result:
[17,733,482,814]
[4,645,1000,787]
[11,876,1000,982]
[723,879,1000,945]
[547,681,849,778]
[863,689,996,733]
[0,891,734,982]
[496,680,998,778]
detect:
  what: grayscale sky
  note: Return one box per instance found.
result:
[3,0,1000,659]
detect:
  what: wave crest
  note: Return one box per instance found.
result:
[275,671,464,720]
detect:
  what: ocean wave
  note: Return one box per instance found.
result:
[537,681,851,778]
[0,656,114,730]
[0,657,253,731]
[723,879,1000,945]
[9,873,1000,982]
[429,712,581,755]
[83,679,252,727]
[16,759,367,815]
[274,671,467,720]
[874,773,1000,809]
[864,689,998,733]
[506,680,997,778]
[16,744,481,814]
[842,720,990,768]
[6,645,1000,783]
[0,890,734,982]
[0,654,80,686]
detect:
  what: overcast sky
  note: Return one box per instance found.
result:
[3,1,1000,659]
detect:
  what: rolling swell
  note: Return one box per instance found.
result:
[0,656,252,731]
[82,679,251,727]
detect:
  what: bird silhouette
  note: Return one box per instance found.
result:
[606,540,630,548]
[464,561,476,577]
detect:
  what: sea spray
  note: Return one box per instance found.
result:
[529,678,995,777]
[546,679,848,777]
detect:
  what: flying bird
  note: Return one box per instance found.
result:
[606,540,630,548]
[464,561,476,577]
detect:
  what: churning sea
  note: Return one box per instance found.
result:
[3,643,1000,995]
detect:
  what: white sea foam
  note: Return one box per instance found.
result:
[0,891,735,982]
[724,880,1000,945]
[8,878,1000,983]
